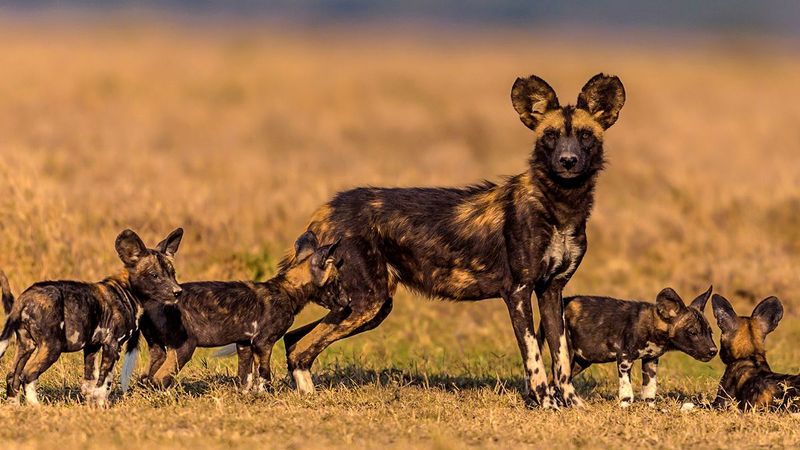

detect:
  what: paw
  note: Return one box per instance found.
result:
[292,369,315,395]
[619,398,633,409]
[680,402,695,412]
[562,392,586,409]
[643,397,657,407]
[524,392,561,410]
[6,395,20,406]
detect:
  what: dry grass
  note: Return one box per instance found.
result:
[1,19,800,449]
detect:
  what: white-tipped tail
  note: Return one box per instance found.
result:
[120,346,139,392]
[212,343,237,358]
[0,339,9,359]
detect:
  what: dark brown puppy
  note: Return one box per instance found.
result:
[544,287,716,407]
[282,73,626,408]
[711,294,800,411]
[135,231,344,391]
[0,228,183,406]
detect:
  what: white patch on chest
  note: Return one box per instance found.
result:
[542,226,580,280]
[639,342,663,358]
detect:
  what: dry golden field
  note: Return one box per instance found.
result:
[1,19,800,449]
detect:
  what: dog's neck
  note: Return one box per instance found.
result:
[526,162,599,227]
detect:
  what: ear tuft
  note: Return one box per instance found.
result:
[576,73,625,129]
[116,229,148,267]
[711,294,739,333]
[752,296,783,335]
[511,75,560,130]
[689,285,713,312]
[656,287,685,321]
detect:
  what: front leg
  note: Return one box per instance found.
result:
[92,342,120,408]
[538,282,584,408]
[81,345,101,397]
[641,357,659,405]
[617,353,634,408]
[501,286,554,409]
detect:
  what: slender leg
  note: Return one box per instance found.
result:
[538,283,584,408]
[502,286,554,409]
[81,345,101,397]
[252,340,275,392]
[144,344,167,382]
[90,342,120,408]
[236,345,255,391]
[152,342,196,388]
[6,333,35,403]
[641,358,659,405]
[20,341,63,406]
[617,354,634,408]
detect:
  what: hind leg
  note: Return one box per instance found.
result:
[152,341,196,388]
[286,239,392,394]
[19,341,63,406]
[6,331,35,404]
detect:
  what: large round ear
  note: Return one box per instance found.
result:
[511,75,560,130]
[294,231,319,263]
[689,285,713,311]
[752,296,783,336]
[576,73,625,129]
[655,287,685,321]
[711,294,739,334]
[116,229,148,267]
[155,228,184,258]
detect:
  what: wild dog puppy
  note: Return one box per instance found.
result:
[543,287,717,407]
[711,294,800,411]
[135,231,344,391]
[0,228,183,407]
[281,74,626,408]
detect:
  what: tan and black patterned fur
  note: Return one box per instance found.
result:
[712,294,800,411]
[544,287,716,407]
[137,232,344,391]
[281,74,626,408]
[0,228,184,407]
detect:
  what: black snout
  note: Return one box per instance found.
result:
[559,154,578,170]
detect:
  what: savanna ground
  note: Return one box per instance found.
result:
[1,18,800,449]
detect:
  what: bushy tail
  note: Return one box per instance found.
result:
[0,270,13,315]
[120,329,140,392]
[0,270,18,360]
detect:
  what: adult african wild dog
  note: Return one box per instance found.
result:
[134,231,344,390]
[0,228,184,407]
[544,287,717,407]
[711,294,800,411]
[281,74,626,408]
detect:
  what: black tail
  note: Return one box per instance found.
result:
[0,270,13,315]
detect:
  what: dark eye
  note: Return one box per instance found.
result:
[579,130,594,145]
[543,130,558,142]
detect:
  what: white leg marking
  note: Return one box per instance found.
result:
[0,339,9,359]
[641,361,658,403]
[24,380,40,406]
[618,360,633,408]
[523,330,547,392]
[293,369,315,394]
[243,373,254,392]
[91,376,111,408]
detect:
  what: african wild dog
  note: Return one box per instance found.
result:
[541,287,717,407]
[711,294,800,411]
[0,228,183,407]
[280,74,626,408]
[133,231,344,391]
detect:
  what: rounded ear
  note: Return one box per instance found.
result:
[711,294,739,334]
[655,287,685,321]
[511,75,560,131]
[689,285,713,312]
[310,245,337,287]
[294,231,318,263]
[752,296,783,335]
[576,73,625,129]
[116,229,148,267]
[155,228,184,258]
